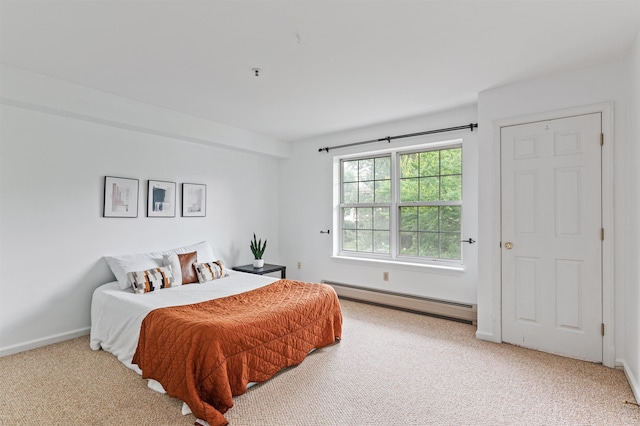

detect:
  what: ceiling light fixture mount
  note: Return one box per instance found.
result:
[251,68,261,77]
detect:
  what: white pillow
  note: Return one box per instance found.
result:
[104,241,216,290]
[163,252,183,286]
[174,241,215,261]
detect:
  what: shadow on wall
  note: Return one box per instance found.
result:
[0,259,114,355]
[225,241,244,269]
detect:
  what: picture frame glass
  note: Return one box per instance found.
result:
[182,183,206,217]
[148,180,176,217]
[104,176,139,218]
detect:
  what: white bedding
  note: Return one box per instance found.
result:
[90,270,278,374]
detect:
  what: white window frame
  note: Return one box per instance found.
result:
[334,139,464,267]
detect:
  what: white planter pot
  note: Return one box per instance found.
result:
[253,259,264,268]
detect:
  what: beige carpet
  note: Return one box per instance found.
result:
[1,299,639,425]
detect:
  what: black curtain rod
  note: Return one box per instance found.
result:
[318,123,478,153]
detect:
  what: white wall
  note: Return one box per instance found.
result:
[624,28,640,400]
[0,67,284,354]
[279,104,478,304]
[476,61,629,365]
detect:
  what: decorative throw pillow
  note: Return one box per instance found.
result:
[163,251,198,285]
[128,266,175,294]
[193,261,228,283]
[178,251,198,284]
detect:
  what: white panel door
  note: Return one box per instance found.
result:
[501,113,602,362]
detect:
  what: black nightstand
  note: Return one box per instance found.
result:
[232,263,286,279]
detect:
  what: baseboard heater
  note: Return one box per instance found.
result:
[322,280,477,325]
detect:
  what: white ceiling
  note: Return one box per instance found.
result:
[2,1,640,142]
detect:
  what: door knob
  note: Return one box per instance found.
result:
[504,242,513,249]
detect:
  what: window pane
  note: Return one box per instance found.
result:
[440,206,461,232]
[399,231,417,255]
[356,207,372,229]
[440,175,462,201]
[418,206,438,232]
[420,151,439,176]
[357,230,373,252]
[440,233,461,259]
[418,232,439,257]
[343,160,358,182]
[339,145,462,262]
[419,177,439,201]
[373,231,390,253]
[375,157,391,180]
[399,206,418,231]
[343,230,357,251]
[400,153,419,178]
[342,208,356,229]
[441,148,462,175]
[343,182,358,204]
[375,180,391,203]
[373,207,390,230]
[359,159,374,181]
[359,181,374,203]
[400,178,419,202]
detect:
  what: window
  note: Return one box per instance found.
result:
[338,142,463,264]
[341,156,391,254]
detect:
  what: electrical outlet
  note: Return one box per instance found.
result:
[297,261,301,269]
[383,271,389,281]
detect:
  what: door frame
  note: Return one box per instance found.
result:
[491,102,614,367]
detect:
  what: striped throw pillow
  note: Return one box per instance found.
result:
[128,266,175,294]
[193,261,228,283]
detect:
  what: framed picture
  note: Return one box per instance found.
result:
[104,176,139,218]
[147,180,176,217]
[182,183,207,217]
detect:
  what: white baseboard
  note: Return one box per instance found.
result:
[0,327,90,357]
[322,280,477,324]
[620,359,640,403]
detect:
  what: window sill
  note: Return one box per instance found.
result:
[330,255,465,274]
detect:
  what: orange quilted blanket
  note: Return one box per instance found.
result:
[132,279,342,426]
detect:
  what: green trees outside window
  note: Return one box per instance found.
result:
[340,145,462,262]
[342,156,391,253]
[398,147,462,260]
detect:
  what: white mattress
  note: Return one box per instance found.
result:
[90,270,278,374]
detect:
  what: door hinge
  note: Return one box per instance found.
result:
[601,323,605,336]
[601,228,604,240]
[600,133,604,146]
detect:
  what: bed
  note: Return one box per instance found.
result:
[90,242,342,426]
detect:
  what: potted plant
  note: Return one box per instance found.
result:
[250,233,267,268]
